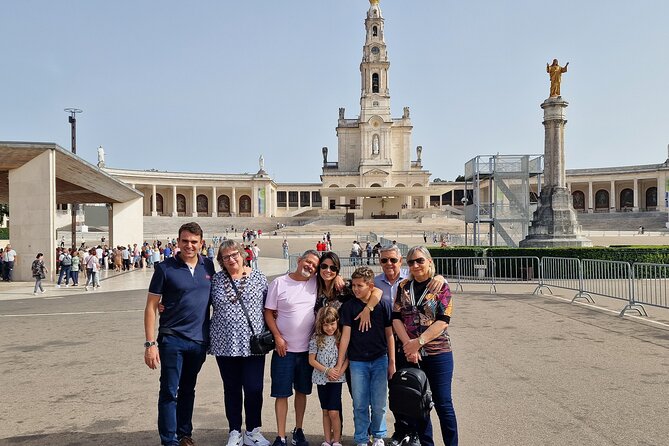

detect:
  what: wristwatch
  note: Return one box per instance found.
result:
[144,341,157,348]
[418,335,426,346]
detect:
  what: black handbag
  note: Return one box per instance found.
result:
[229,273,275,355]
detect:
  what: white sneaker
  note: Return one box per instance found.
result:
[244,428,270,446]
[372,439,385,446]
[33,292,38,296]
[228,430,243,446]
[85,285,89,291]
[56,284,61,288]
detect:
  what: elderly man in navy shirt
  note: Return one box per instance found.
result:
[144,222,215,446]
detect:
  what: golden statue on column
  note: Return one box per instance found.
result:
[547,59,569,98]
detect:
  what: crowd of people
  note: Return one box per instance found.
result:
[144,222,458,446]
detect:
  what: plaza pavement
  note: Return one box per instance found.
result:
[1,257,668,445]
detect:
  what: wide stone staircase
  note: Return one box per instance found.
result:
[575,211,667,231]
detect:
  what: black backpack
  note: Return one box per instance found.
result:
[389,367,434,420]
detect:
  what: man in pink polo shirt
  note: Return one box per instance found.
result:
[264,249,321,446]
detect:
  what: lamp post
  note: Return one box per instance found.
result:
[461,196,469,246]
[64,108,83,249]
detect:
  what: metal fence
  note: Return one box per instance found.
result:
[287,254,669,318]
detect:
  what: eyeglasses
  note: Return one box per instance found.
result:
[221,252,240,262]
[407,257,427,267]
[380,258,400,264]
[319,263,339,273]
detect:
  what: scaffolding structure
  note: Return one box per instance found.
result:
[463,155,544,246]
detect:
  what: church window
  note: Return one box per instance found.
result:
[239,195,251,213]
[176,194,186,213]
[218,194,230,212]
[372,73,379,93]
[572,191,585,210]
[196,194,208,213]
[594,190,609,210]
[372,26,378,36]
[619,189,633,209]
[373,101,379,106]
[646,187,657,208]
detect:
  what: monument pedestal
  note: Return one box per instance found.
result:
[519,187,592,247]
[519,96,591,248]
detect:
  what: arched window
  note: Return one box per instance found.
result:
[196,194,208,213]
[595,190,609,210]
[150,193,164,214]
[239,195,252,213]
[619,189,634,209]
[646,187,657,207]
[370,183,382,187]
[572,191,585,210]
[176,194,187,214]
[372,73,379,93]
[218,195,230,213]
[372,26,378,36]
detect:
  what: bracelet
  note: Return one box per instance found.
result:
[367,305,374,312]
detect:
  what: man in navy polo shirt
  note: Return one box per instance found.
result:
[144,222,215,446]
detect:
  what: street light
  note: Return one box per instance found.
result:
[64,108,83,249]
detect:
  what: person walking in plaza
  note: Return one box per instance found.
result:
[209,239,271,446]
[309,307,347,446]
[3,244,17,282]
[56,248,72,287]
[70,250,81,286]
[392,246,458,446]
[264,249,322,446]
[31,253,47,295]
[84,248,100,291]
[144,222,215,446]
[335,267,395,446]
[282,239,289,260]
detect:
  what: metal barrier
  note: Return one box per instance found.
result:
[632,263,669,313]
[534,257,590,302]
[432,256,540,294]
[580,259,645,316]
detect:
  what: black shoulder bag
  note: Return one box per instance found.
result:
[229,273,275,355]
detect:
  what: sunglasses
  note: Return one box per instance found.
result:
[319,263,339,273]
[380,258,400,264]
[407,257,427,267]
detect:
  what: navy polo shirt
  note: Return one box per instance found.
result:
[149,254,215,343]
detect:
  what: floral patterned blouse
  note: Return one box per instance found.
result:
[393,277,453,355]
[209,268,268,357]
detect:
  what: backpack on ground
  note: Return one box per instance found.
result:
[389,367,434,421]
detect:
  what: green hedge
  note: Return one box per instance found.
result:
[0,227,8,240]
[428,246,669,265]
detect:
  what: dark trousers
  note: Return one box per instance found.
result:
[157,334,207,446]
[216,355,266,432]
[57,265,71,285]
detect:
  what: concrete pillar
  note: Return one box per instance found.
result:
[633,179,639,212]
[658,175,667,212]
[231,187,237,215]
[212,186,217,217]
[541,98,568,189]
[265,184,271,217]
[111,197,144,248]
[172,185,177,217]
[588,182,593,213]
[191,185,197,217]
[151,184,157,216]
[610,180,616,212]
[297,191,301,209]
[8,150,56,281]
[252,184,258,217]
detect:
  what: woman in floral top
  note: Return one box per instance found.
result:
[209,239,270,446]
[392,246,458,446]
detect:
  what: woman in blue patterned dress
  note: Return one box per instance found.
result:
[210,239,271,446]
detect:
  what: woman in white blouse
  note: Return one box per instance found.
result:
[209,239,270,446]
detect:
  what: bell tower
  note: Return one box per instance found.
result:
[360,0,391,122]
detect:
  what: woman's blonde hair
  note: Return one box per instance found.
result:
[314,306,341,349]
[406,245,435,280]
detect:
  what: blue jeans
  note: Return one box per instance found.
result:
[70,270,79,285]
[421,352,458,446]
[216,355,266,432]
[57,265,71,285]
[157,334,207,446]
[349,355,388,444]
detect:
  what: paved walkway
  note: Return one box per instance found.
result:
[1,260,668,445]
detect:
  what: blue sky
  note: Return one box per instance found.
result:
[2,0,668,182]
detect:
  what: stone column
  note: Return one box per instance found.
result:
[659,175,668,212]
[212,186,218,217]
[520,97,591,247]
[588,182,593,213]
[633,179,639,212]
[151,184,157,216]
[172,185,177,217]
[231,187,237,216]
[610,180,616,212]
[252,183,258,217]
[265,184,271,217]
[191,185,197,217]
